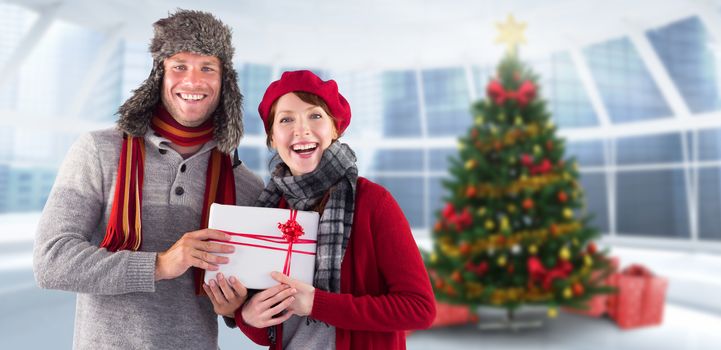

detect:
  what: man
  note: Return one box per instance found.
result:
[33,10,263,349]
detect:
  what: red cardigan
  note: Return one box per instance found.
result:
[235,177,436,349]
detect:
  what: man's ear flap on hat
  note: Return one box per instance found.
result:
[117,64,164,136]
[213,64,244,154]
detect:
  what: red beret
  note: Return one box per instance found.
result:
[258,70,351,134]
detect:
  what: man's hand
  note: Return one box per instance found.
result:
[203,273,248,318]
[155,229,234,281]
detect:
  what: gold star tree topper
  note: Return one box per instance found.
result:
[495,14,527,53]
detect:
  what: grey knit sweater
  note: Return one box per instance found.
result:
[33,128,264,350]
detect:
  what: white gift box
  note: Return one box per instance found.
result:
[204,203,319,289]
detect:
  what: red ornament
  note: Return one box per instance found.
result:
[546,140,554,151]
[459,242,471,255]
[471,128,479,139]
[557,191,568,203]
[587,242,597,255]
[521,154,533,167]
[533,159,552,174]
[522,198,534,210]
[433,221,443,232]
[466,186,477,198]
[494,140,503,151]
[445,284,457,296]
[466,261,489,276]
[434,278,444,289]
[507,263,515,274]
[549,223,560,236]
[451,271,463,283]
[442,203,455,220]
[456,208,473,230]
[573,282,585,296]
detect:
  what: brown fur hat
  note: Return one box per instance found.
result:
[116,9,243,154]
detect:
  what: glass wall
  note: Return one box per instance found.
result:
[1,8,721,245]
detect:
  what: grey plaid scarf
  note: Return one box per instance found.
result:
[256,141,358,293]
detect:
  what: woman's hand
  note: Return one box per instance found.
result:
[271,271,315,317]
[203,273,248,318]
[241,284,297,328]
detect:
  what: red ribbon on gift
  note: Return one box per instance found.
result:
[487,79,537,107]
[278,210,305,275]
[212,210,316,277]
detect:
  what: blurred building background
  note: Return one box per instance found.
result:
[1,0,721,349]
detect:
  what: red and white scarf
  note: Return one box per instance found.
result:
[101,106,236,294]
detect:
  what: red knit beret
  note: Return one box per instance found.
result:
[258,70,351,134]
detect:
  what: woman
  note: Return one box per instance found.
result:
[203,70,435,349]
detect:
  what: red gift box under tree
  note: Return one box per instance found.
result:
[607,264,668,329]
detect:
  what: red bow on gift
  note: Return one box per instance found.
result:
[527,256,573,290]
[278,210,305,243]
[622,264,653,277]
[487,80,537,107]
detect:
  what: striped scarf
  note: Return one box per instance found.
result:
[100,106,236,293]
[256,141,358,293]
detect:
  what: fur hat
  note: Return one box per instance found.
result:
[116,9,243,154]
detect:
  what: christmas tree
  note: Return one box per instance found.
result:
[426,15,613,321]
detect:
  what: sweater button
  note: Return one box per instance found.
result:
[180,164,187,173]
[175,186,184,196]
[159,148,167,155]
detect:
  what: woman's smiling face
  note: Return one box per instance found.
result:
[270,92,338,176]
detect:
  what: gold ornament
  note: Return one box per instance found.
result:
[507,204,517,213]
[500,216,510,231]
[495,14,527,53]
[528,244,538,255]
[563,208,573,219]
[478,207,487,217]
[547,307,558,318]
[584,254,593,267]
[563,287,573,299]
[497,255,507,266]
[533,144,542,156]
[514,116,523,126]
[546,120,555,130]
[490,125,499,135]
[559,246,571,260]
[465,159,477,170]
[475,116,484,125]
[430,252,438,264]
[485,219,495,231]
[457,141,466,151]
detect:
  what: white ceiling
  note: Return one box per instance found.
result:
[7,0,720,70]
